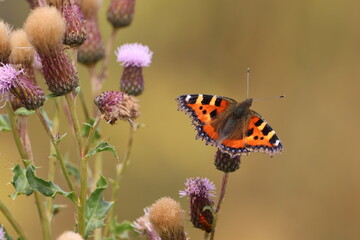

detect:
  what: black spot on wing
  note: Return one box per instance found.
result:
[254,118,264,127]
[201,95,213,105]
[215,98,222,106]
[261,124,272,136]
[246,128,254,137]
[210,109,217,119]
[202,110,207,114]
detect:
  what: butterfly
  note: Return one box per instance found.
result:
[176,94,283,157]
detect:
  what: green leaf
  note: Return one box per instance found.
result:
[85,175,113,239]
[110,220,134,239]
[0,114,11,131]
[81,118,101,141]
[14,107,35,116]
[75,86,81,96]
[86,142,118,159]
[10,165,33,199]
[0,224,14,240]
[65,161,80,184]
[26,166,76,203]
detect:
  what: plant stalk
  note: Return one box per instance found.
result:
[0,199,28,240]
[7,105,51,240]
[103,124,135,237]
[209,172,230,240]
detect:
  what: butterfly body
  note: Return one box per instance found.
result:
[176,94,283,157]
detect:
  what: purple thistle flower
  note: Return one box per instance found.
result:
[115,43,153,67]
[132,208,162,240]
[115,43,153,96]
[0,64,45,110]
[180,177,216,233]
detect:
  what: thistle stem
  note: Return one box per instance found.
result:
[7,105,51,240]
[103,124,135,237]
[35,109,77,195]
[98,28,118,85]
[47,100,61,221]
[209,172,230,240]
[0,199,28,240]
[84,114,101,153]
[64,93,88,237]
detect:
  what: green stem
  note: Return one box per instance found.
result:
[35,109,77,195]
[79,90,90,121]
[64,93,88,237]
[47,100,61,221]
[0,199,28,240]
[7,105,51,240]
[103,124,135,237]
[209,172,229,240]
[84,114,101,153]
[65,93,85,157]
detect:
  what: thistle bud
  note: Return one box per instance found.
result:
[57,231,83,240]
[0,64,45,110]
[214,149,241,172]
[77,0,105,65]
[23,6,79,95]
[94,91,140,124]
[149,197,187,240]
[107,0,135,28]
[62,0,87,47]
[180,177,216,233]
[0,20,11,64]
[115,43,153,96]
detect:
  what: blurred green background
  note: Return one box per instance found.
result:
[1,0,360,239]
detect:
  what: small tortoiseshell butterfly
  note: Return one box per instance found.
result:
[176,94,283,157]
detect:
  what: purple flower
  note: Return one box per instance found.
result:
[115,43,153,96]
[0,63,20,95]
[180,177,216,233]
[0,64,45,110]
[115,43,153,67]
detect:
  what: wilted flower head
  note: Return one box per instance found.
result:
[133,207,161,240]
[149,197,187,240]
[107,0,135,28]
[24,6,79,95]
[57,231,83,240]
[94,91,140,124]
[0,64,45,110]
[180,177,216,233]
[0,20,12,63]
[214,149,241,172]
[9,29,35,66]
[115,43,153,96]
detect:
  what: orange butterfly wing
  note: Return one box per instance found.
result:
[219,111,283,156]
[176,94,235,146]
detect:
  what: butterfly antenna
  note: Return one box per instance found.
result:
[253,95,286,101]
[246,68,250,98]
